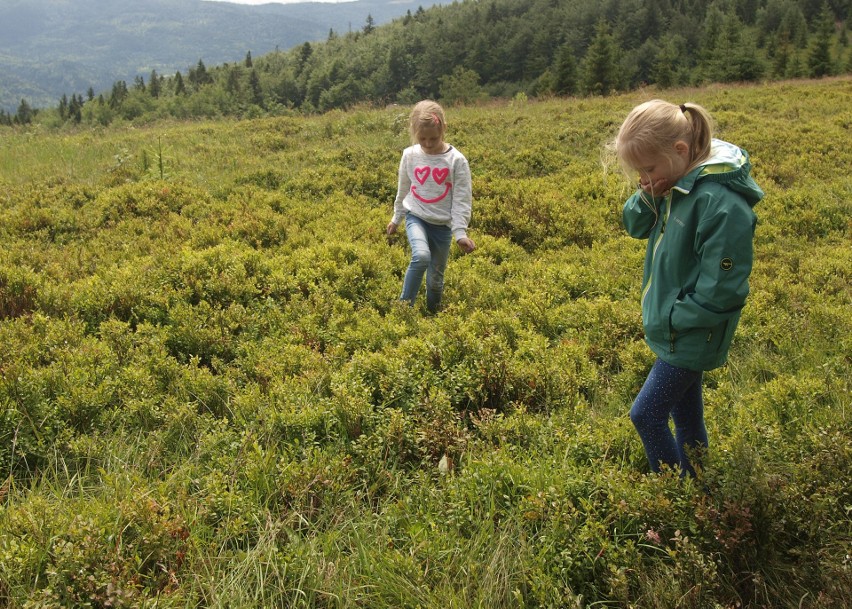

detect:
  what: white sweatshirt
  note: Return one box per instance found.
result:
[391,144,472,241]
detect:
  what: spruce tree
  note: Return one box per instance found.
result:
[652,38,680,88]
[149,70,161,98]
[109,81,128,109]
[297,43,313,75]
[68,95,82,123]
[174,71,186,96]
[226,66,242,94]
[249,70,264,107]
[580,20,621,96]
[700,5,726,82]
[808,3,835,77]
[15,99,33,124]
[553,43,577,95]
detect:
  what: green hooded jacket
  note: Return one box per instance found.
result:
[623,139,764,371]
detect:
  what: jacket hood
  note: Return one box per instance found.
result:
[674,139,764,207]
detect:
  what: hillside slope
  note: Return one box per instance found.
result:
[0,78,850,607]
[0,0,439,111]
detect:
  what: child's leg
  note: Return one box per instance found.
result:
[424,224,452,313]
[400,215,431,305]
[670,374,707,476]
[630,359,703,474]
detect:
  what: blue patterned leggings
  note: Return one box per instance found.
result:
[630,359,708,476]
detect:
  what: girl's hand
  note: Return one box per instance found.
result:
[457,237,476,254]
[639,177,674,196]
[386,222,398,235]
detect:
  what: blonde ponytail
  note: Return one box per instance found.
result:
[615,99,716,175]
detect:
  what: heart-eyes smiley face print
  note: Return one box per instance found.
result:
[412,165,452,204]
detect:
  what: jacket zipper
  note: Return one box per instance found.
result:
[641,194,672,311]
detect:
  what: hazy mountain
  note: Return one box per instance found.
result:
[0,0,440,112]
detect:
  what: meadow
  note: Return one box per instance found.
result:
[0,77,850,608]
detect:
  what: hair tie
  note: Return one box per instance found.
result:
[679,104,688,114]
[430,112,441,125]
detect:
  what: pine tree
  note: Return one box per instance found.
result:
[717,13,766,81]
[553,43,577,95]
[249,69,264,107]
[15,99,33,124]
[580,20,621,96]
[808,3,835,77]
[174,71,186,96]
[149,70,161,98]
[225,66,242,94]
[109,81,128,109]
[652,38,680,89]
[68,94,82,123]
[439,66,485,105]
[190,60,213,88]
[297,42,313,75]
[772,39,792,76]
[700,4,726,82]
[245,51,253,68]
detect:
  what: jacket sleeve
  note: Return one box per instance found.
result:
[391,151,410,226]
[671,194,756,330]
[450,155,472,241]
[622,191,660,239]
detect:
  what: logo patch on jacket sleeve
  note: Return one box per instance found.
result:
[720,258,734,271]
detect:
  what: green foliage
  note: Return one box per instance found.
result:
[8,0,852,124]
[0,79,850,608]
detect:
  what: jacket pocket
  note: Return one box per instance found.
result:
[703,320,725,353]
[667,300,692,353]
[645,289,679,342]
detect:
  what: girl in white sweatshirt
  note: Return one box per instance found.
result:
[387,100,475,313]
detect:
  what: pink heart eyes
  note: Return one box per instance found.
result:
[414,166,449,185]
[414,167,430,184]
[432,168,449,185]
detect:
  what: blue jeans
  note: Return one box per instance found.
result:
[400,214,452,312]
[630,359,707,476]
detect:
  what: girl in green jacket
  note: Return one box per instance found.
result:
[614,100,763,476]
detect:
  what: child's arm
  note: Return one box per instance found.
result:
[389,151,411,231]
[622,190,661,239]
[450,155,473,249]
[456,237,475,253]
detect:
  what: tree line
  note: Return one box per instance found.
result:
[3,0,849,127]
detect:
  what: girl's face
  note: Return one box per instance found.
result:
[634,141,690,192]
[416,126,445,155]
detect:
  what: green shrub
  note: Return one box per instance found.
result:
[0,80,849,609]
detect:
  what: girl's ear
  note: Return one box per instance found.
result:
[674,140,690,158]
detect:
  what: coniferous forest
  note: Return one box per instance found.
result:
[2,0,851,126]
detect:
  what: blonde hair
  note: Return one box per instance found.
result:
[615,99,715,177]
[409,100,446,143]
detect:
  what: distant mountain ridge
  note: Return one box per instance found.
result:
[0,0,439,111]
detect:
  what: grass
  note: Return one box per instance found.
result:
[0,77,850,608]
